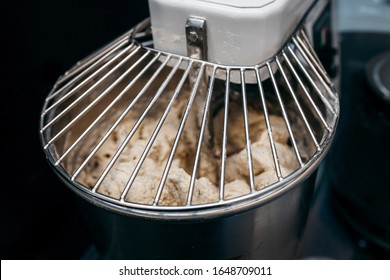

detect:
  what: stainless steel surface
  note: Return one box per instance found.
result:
[186,17,208,61]
[39,1,339,259]
[73,172,316,259]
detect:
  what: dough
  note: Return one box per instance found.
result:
[73,87,299,206]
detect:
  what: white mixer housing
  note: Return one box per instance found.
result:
[149,0,316,66]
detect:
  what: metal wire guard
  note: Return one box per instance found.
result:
[40,18,339,216]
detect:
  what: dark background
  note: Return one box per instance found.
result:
[2,0,390,260]
[3,0,151,259]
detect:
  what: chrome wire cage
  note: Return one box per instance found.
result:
[40,18,339,218]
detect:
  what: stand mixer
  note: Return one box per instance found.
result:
[39,0,340,259]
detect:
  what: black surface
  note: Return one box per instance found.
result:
[298,32,390,260]
[2,0,151,260]
[327,32,390,255]
[2,1,390,260]
[366,51,390,105]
